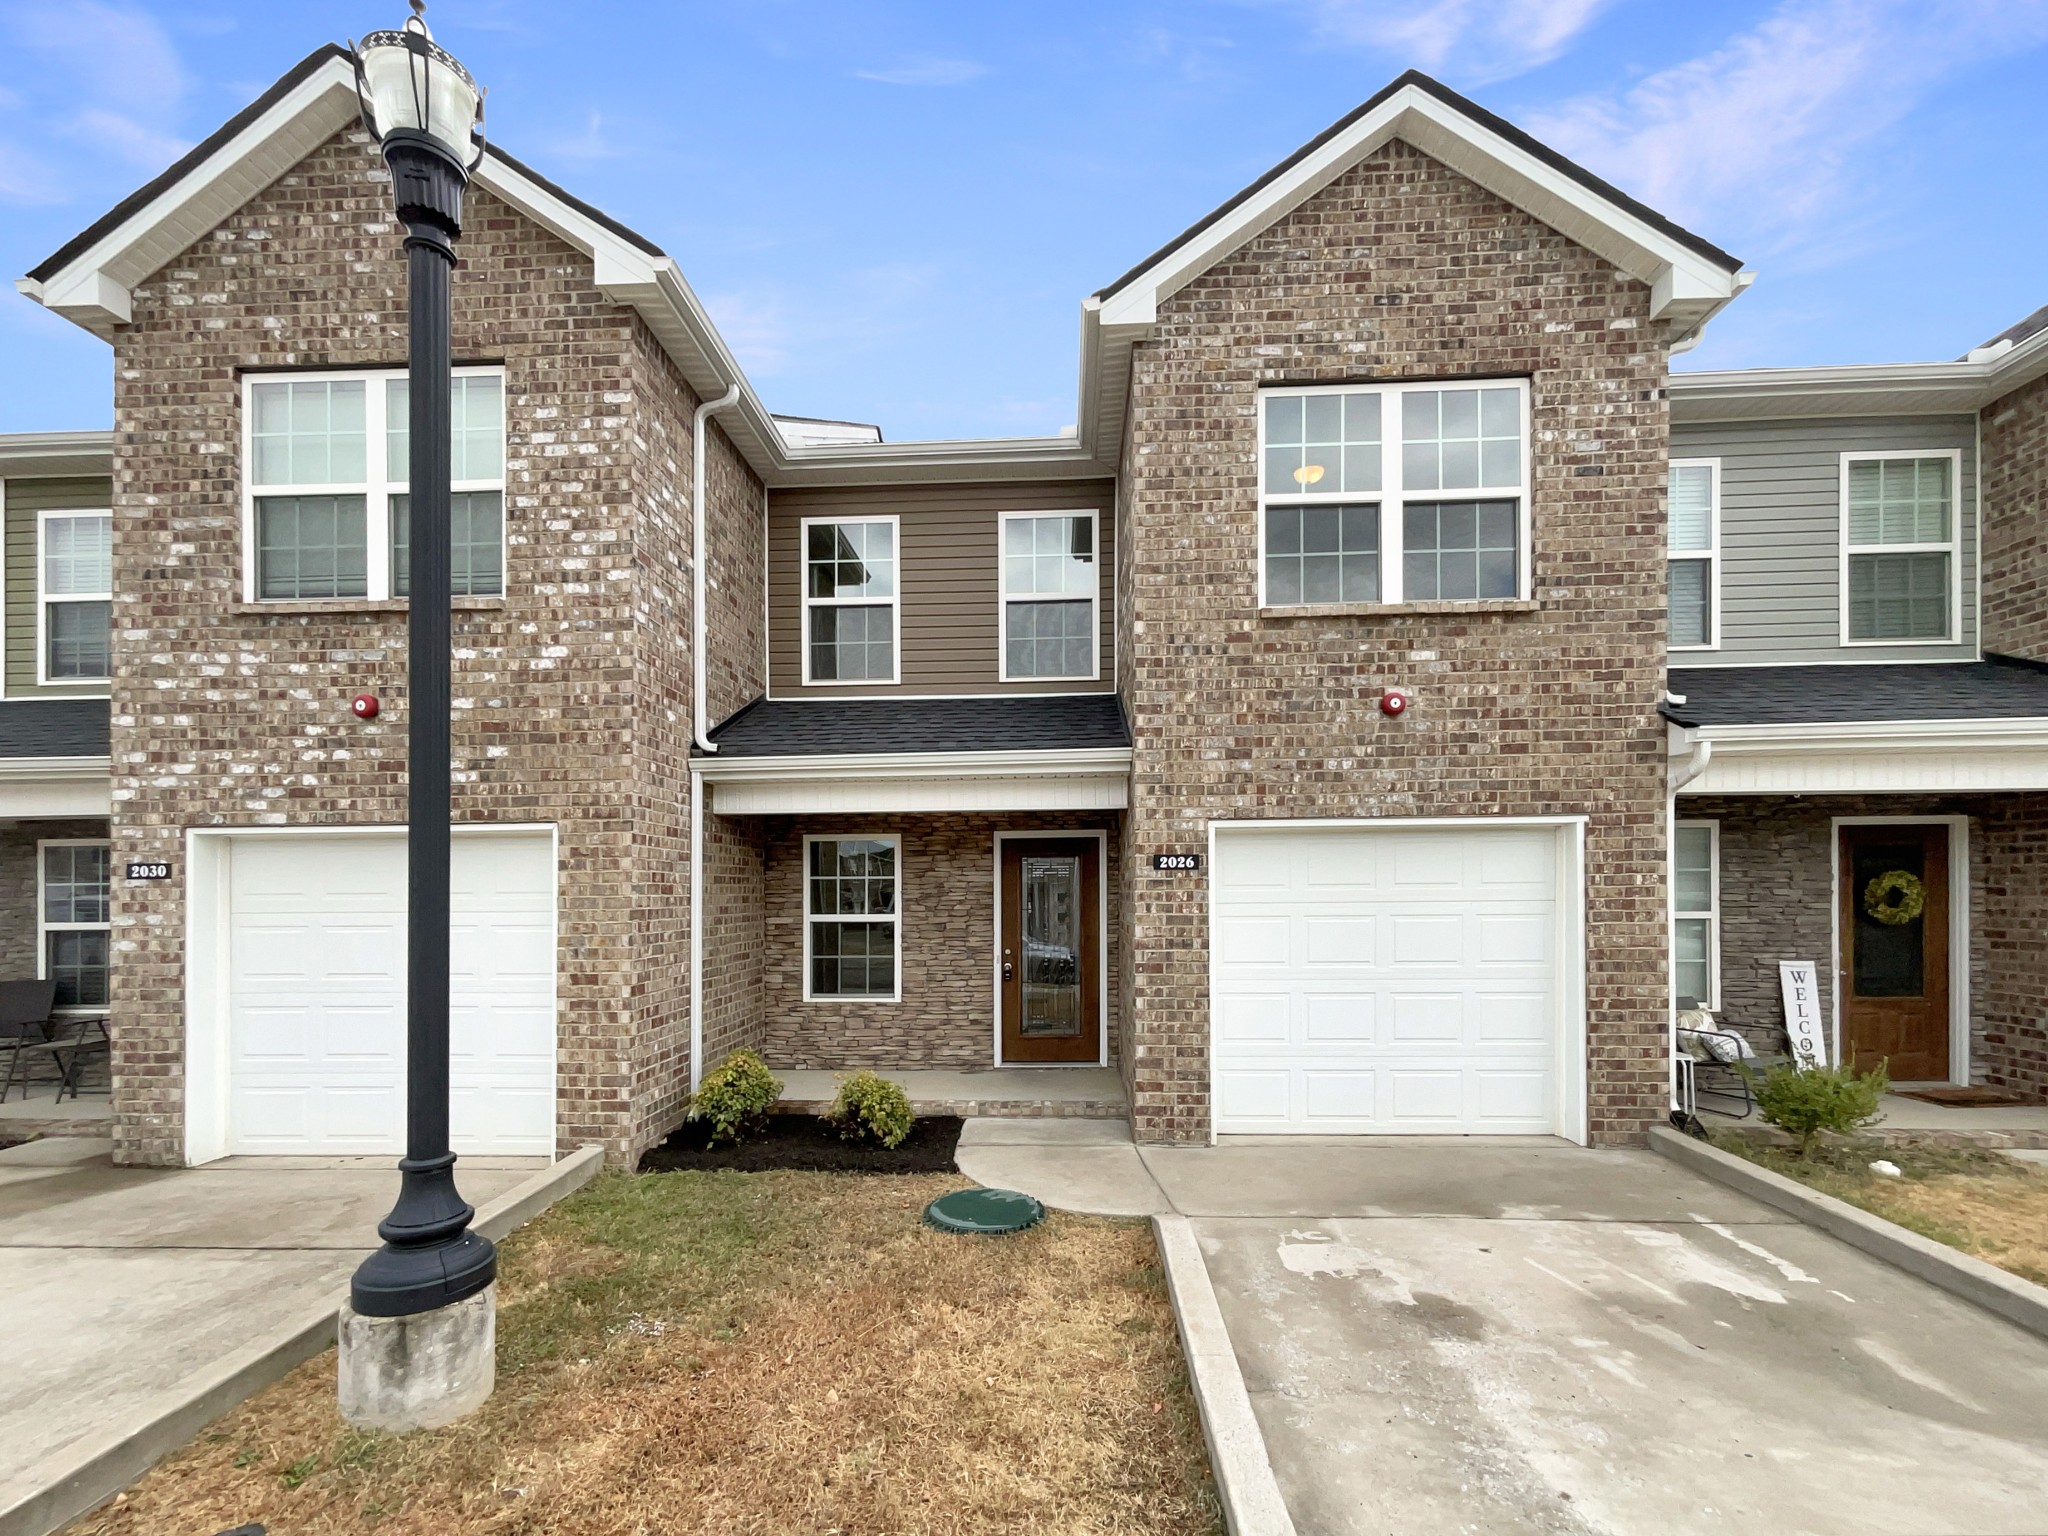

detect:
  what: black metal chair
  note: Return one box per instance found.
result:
[0,980,109,1103]
[1674,995,1779,1120]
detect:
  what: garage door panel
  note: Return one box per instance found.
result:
[225,831,557,1157]
[1214,824,1566,1135]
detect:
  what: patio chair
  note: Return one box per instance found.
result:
[1673,997,1778,1120]
[0,981,109,1103]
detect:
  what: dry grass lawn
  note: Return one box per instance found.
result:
[1717,1133,2048,1285]
[69,1170,1219,1536]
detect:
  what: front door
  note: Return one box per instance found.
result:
[1839,823,1950,1081]
[999,838,1100,1064]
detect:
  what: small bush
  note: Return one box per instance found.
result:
[823,1070,916,1149]
[1746,1058,1889,1155]
[691,1050,784,1146]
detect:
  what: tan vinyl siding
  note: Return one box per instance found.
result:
[4,477,114,698]
[1670,415,1979,665]
[767,480,1117,697]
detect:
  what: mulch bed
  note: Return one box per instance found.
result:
[638,1114,963,1174]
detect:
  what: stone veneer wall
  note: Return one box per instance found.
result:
[1118,139,1675,1146]
[1685,793,2048,1100]
[757,812,1122,1071]
[1980,372,2048,661]
[104,127,761,1166]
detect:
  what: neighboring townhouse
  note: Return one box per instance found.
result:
[6,43,2041,1170]
[1665,308,2048,1100]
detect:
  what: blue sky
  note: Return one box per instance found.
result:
[2,0,2045,441]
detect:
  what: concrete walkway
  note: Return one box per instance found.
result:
[0,1138,540,1527]
[962,1123,2048,1536]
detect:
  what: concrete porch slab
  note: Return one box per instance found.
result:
[955,1119,1167,1217]
[773,1066,1126,1119]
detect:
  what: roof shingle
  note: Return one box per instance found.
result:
[0,699,111,759]
[704,694,1130,757]
[1665,658,2048,728]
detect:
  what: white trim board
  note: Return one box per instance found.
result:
[1680,721,2048,794]
[991,829,1111,1070]
[701,746,1132,815]
[1205,814,1590,1146]
[1828,815,1970,1087]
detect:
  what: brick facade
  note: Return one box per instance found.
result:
[756,812,1122,1072]
[1118,139,1674,1146]
[1980,372,2048,661]
[103,128,760,1167]
[1686,793,2047,1101]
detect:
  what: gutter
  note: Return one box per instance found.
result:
[688,383,740,1097]
[694,745,1135,783]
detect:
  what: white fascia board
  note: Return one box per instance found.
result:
[0,758,113,817]
[1096,88,1742,335]
[1698,718,2048,753]
[0,432,113,477]
[1670,328,2048,421]
[21,59,360,337]
[697,745,1133,783]
[0,755,112,781]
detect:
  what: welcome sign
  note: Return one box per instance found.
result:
[1779,960,1827,1070]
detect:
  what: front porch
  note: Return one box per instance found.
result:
[772,1066,1127,1120]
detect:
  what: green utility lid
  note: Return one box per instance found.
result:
[923,1187,1045,1235]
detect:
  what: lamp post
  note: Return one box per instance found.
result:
[338,2,495,1427]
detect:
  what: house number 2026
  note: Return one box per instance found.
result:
[1153,853,1202,872]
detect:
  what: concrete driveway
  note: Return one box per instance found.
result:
[962,1125,2048,1536]
[0,1136,541,1526]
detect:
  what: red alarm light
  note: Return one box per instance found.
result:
[351,693,380,720]
[1379,688,1410,717]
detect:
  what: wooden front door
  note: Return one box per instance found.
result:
[999,838,1100,1064]
[1839,823,1950,1081]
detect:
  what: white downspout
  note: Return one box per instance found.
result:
[689,383,741,1094]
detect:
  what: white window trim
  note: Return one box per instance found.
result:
[38,837,111,1015]
[800,831,903,1003]
[997,508,1101,683]
[798,514,902,687]
[1673,819,1720,1011]
[1837,448,1963,648]
[1255,378,1533,609]
[238,366,506,604]
[1667,457,1720,654]
[35,507,114,686]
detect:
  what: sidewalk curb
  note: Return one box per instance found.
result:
[1649,1125,2048,1340]
[1151,1214,1298,1536]
[1,1145,603,1536]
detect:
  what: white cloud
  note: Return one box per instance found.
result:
[852,56,991,87]
[71,107,191,171]
[1291,0,1618,83]
[0,0,192,198]
[541,110,627,165]
[1527,0,2048,249]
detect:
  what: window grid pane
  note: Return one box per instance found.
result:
[1848,552,1949,640]
[1401,387,1520,491]
[806,521,895,599]
[1004,516,1095,597]
[1006,599,1093,677]
[1673,826,1713,914]
[1264,390,1382,495]
[391,491,505,597]
[1670,558,1711,646]
[46,600,111,678]
[808,839,898,998]
[1402,500,1518,600]
[47,930,109,1009]
[256,496,369,599]
[43,845,110,924]
[1669,465,1714,553]
[251,379,366,487]
[808,605,893,681]
[1264,504,1379,605]
[1848,458,1950,547]
[43,515,112,595]
[1674,919,1711,1008]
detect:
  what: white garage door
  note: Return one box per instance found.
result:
[1212,823,1568,1135]
[226,831,557,1156]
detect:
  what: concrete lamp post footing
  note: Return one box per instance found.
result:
[337,1284,496,1432]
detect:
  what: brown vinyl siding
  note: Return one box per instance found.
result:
[5,476,114,698]
[767,480,1116,697]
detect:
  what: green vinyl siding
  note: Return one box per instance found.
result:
[5,477,114,697]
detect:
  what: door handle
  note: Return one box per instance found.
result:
[1003,962,1014,981]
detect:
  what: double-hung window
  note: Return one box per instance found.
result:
[40,841,110,1009]
[1260,380,1529,608]
[243,368,505,602]
[1672,822,1719,1010]
[1841,452,1958,644]
[1668,459,1719,650]
[804,835,900,1000]
[39,510,113,682]
[802,517,898,684]
[1001,511,1098,680]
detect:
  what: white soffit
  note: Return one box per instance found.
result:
[1093,84,1746,338]
[1669,328,2048,423]
[1680,720,2048,794]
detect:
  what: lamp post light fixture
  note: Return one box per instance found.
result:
[345,2,494,1327]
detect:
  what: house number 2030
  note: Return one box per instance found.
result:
[1153,853,1202,872]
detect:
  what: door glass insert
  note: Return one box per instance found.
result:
[1851,840,1926,998]
[1020,855,1082,1037]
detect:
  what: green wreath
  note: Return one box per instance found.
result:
[1863,869,1926,927]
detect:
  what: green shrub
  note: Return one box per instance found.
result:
[823,1070,916,1149]
[691,1049,783,1146]
[1746,1058,1889,1155]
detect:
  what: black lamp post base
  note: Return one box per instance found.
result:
[350,1151,497,1317]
